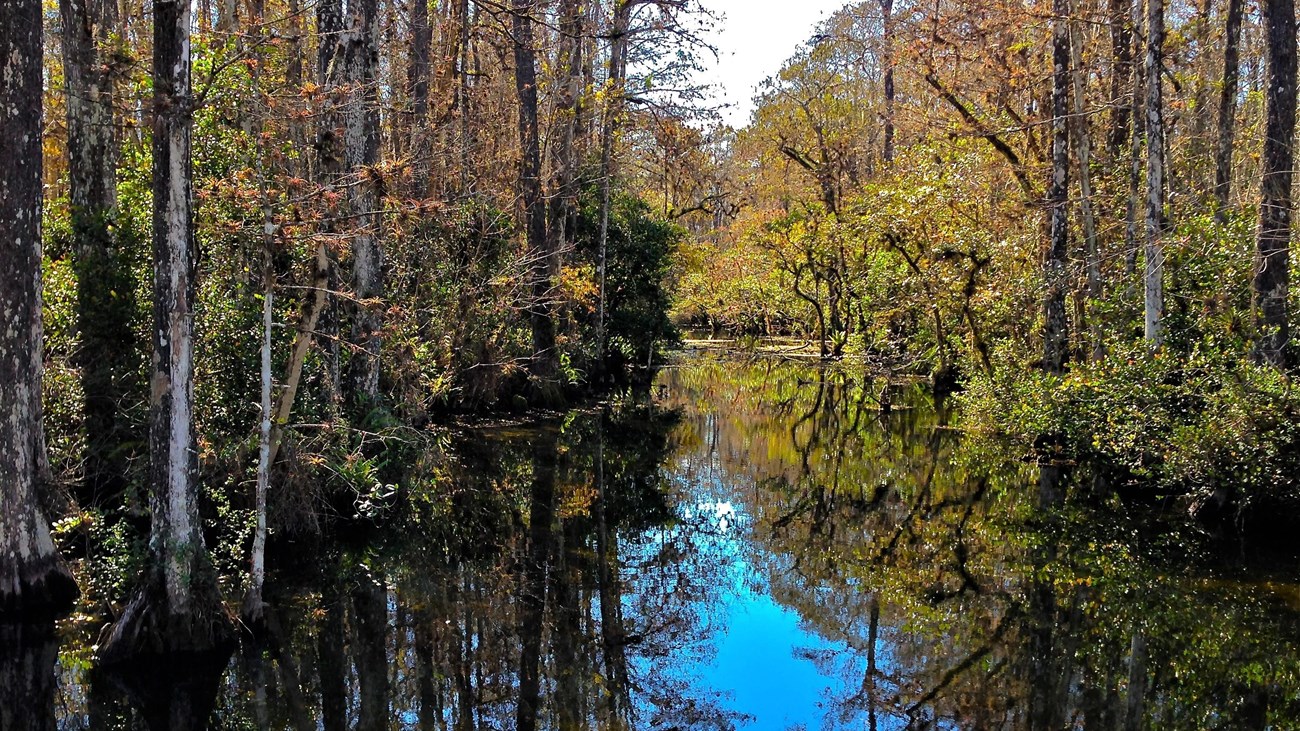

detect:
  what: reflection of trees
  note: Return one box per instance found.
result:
[662,352,1300,730]
[1,623,58,731]
[55,400,738,730]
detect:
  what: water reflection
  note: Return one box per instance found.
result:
[1,623,57,731]
[661,352,1300,729]
[47,349,1300,729]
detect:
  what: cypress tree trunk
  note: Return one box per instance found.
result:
[1070,4,1102,359]
[1144,0,1166,347]
[1107,0,1133,160]
[1254,0,1296,367]
[1213,0,1245,218]
[547,0,583,281]
[344,0,383,408]
[1044,0,1071,374]
[409,0,432,194]
[512,0,558,392]
[60,0,137,504]
[0,0,79,620]
[596,0,632,371]
[881,0,895,164]
[98,0,233,659]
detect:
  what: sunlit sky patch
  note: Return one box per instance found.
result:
[698,0,853,128]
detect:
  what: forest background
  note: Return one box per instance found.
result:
[3,0,1300,659]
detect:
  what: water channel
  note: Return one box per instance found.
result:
[16,346,1300,729]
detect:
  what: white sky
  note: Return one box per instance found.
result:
[698,0,852,129]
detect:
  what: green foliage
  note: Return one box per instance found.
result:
[574,188,683,376]
[963,345,1300,509]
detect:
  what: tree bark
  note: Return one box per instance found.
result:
[881,0,895,164]
[344,0,384,409]
[1212,0,1245,218]
[409,0,432,194]
[1070,4,1102,360]
[98,0,233,659]
[1107,0,1134,160]
[596,0,632,372]
[546,0,583,304]
[60,0,136,504]
[1254,0,1296,367]
[512,0,559,392]
[1044,0,1071,374]
[353,575,390,731]
[1144,0,1166,347]
[0,0,79,619]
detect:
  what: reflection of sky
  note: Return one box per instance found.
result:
[709,585,844,731]
[632,453,864,731]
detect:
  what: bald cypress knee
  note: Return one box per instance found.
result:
[0,0,79,620]
[1254,0,1296,367]
[97,0,233,659]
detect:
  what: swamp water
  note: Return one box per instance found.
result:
[13,348,1300,729]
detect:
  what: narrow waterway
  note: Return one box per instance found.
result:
[30,347,1300,729]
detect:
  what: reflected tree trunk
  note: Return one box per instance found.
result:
[594,420,631,731]
[516,432,557,731]
[353,575,390,731]
[552,519,584,730]
[317,574,348,731]
[1124,630,1147,731]
[0,623,58,731]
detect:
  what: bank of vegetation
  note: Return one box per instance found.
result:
[2,0,1299,688]
[2,0,710,656]
[670,0,1300,524]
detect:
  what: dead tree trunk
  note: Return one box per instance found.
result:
[98,0,233,659]
[0,0,80,619]
[1253,0,1296,367]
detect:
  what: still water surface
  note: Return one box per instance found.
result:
[25,348,1300,728]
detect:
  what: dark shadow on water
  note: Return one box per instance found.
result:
[0,623,58,731]
[90,649,232,731]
